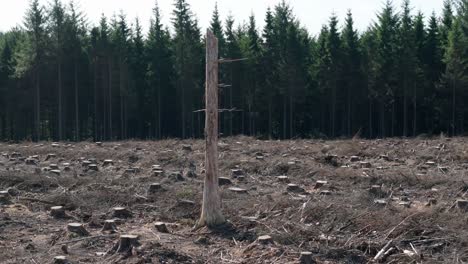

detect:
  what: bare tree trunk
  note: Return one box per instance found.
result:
[74,61,79,141]
[452,80,456,136]
[197,30,224,228]
[58,61,63,140]
[94,57,98,140]
[119,59,124,140]
[413,83,417,137]
[403,81,407,137]
[35,70,40,141]
[108,59,113,140]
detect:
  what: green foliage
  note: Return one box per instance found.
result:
[0,0,466,141]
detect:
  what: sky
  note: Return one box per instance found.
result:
[0,0,445,36]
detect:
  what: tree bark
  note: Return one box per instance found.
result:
[197,30,225,228]
[74,61,79,141]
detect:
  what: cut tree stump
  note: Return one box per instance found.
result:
[148,183,162,194]
[0,191,11,204]
[184,170,197,178]
[103,160,114,166]
[350,156,360,162]
[154,222,169,233]
[300,252,315,264]
[50,164,59,170]
[50,206,66,218]
[369,185,385,197]
[50,170,61,176]
[218,177,232,186]
[228,187,247,194]
[67,223,89,236]
[101,220,117,233]
[88,164,99,171]
[277,176,290,183]
[182,145,192,151]
[112,207,132,218]
[456,200,468,212]
[258,235,273,244]
[116,234,140,253]
[53,255,69,264]
[314,180,328,189]
[46,153,57,161]
[287,184,304,193]
[231,169,244,178]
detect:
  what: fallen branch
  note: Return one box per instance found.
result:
[374,239,393,261]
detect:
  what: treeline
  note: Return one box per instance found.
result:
[0,0,467,141]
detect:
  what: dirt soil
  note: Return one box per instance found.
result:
[0,136,468,264]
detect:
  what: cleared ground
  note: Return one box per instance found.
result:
[0,136,467,263]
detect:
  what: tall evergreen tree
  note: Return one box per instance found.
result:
[341,10,362,136]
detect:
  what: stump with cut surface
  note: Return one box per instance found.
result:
[228,187,247,194]
[148,183,162,194]
[116,234,140,253]
[277,176,289,183]
[287,184,304,193]
[50,170,61,176]
[457,200,468,212]
[102,220,117,233]
[258,235,273,244]
[300,252,314,264]
[50,206,66,218]
[112,207,132,218]
[231,169,244,178]
[314,180,328,189]
[218,177,232,186]
[0,191,11,204]
[154,222,169,233]
[53,255,69,264]
[67,223,89,236]
[103,159,114,166]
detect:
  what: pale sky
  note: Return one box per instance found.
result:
[0,0,444,36]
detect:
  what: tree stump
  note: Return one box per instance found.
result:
[258,235,273,244]
[287,184,304,193]
[184,170,197,178]
[50,170,61,176]
[456,200,468,212]
[148,183,162,194]
[350,156,360,162]
[88,164,99,171]
[46,153,57,161]
[103,160,114,166]
[314,180,328,189]
[154,222,169,233]
[182,145,192,151]
[53,255,69,264]
[102,220,117,233]
[231,169,244,178]
[95,142,103,147]
[300,252,314,264]
[228,187,247,194]
[277,176,289,183]
[67,223,89,236]
[50,164,59,170]
[50,206,66,219]
[426,198,437,206]
[218,177,232,186]
[112,207,132,218]
[359,161,372,168]
[369,185,385,197]
[116,234,140,253]
[0,191,11,204]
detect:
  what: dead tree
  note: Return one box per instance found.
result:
[196,30,225,228]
